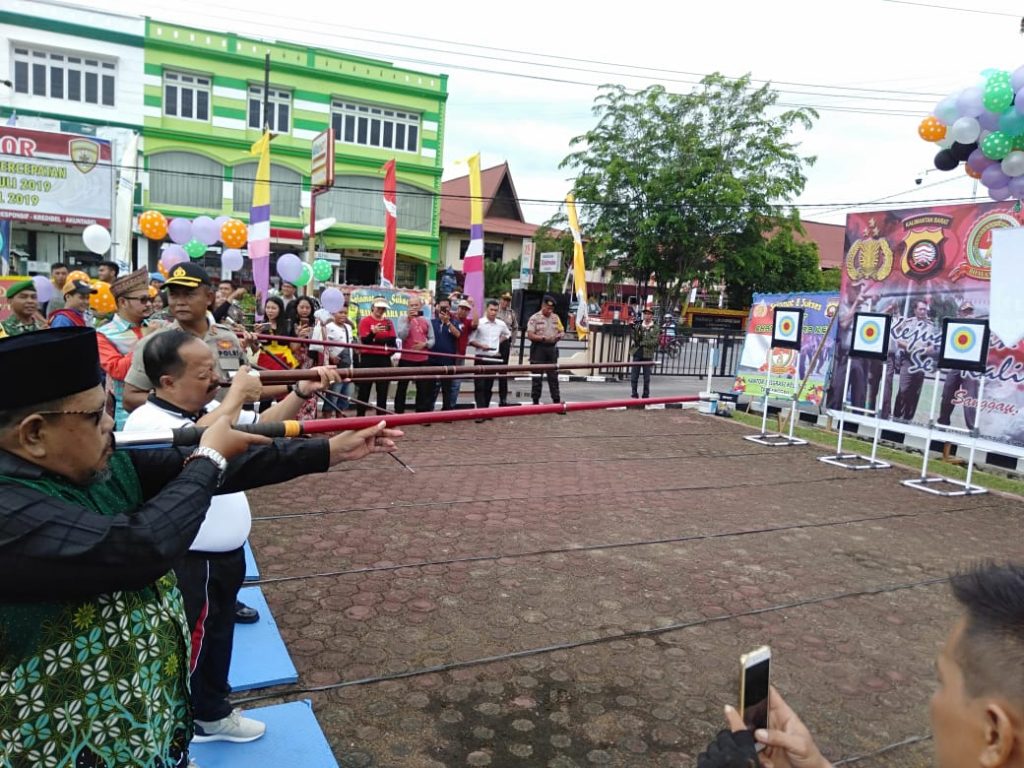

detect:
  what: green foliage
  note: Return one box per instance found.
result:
[560,76,817,309]
[819,268,842,292]
[483,259,520,298]
[529,219,573,295]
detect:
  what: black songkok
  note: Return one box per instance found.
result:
[0,327,102,409]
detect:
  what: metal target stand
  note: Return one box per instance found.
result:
[902,317,990,497]
[744,344,807,447]
[819,357,891,470]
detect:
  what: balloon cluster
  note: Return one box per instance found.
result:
[275,254,335,287]
[140,210,251,275]
[920,66,1024,201]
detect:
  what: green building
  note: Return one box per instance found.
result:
[142,18,447,287]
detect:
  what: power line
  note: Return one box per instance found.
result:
[881,0,1018,17]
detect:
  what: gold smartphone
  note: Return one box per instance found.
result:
[738,645,771,750]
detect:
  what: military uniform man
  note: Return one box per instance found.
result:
[526,296,564,405]
[1,280,47,336]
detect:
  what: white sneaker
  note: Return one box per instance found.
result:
[192,709,266,743]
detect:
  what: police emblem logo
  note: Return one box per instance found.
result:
[69,138,100,174]
[900,230,945,281]
[172,266,187,278]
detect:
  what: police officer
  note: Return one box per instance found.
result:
[496,291,519,406]
[526,295,564,405]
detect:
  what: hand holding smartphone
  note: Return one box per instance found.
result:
[739,646,771,750]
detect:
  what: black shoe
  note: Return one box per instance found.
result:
[235,600,259,624]
[642,393,650,399]
[532,400,540,405]
[631,393,639,399]
[474,418,486,423]
[499,400,509,407]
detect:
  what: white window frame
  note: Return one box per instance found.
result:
[163,70,211,122]
[247,85,291,133]
[330,101,420,153]
[12,45,116,107]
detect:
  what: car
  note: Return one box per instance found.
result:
[568,300,601,330]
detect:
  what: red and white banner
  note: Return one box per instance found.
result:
[0,126,113,226]
[381,158,397,286]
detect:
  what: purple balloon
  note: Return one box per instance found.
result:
[222,248,244,272]
[320,287,345,314]
[957,86,985,118]
[32,274,55,303]
[1012,66,1024,92]
[193,215,220,246]
[276,253,303,283]
[978,110,1001,131]
[214,215,231,230]
[168,218,193,245]
[981,165,1010,189]
[1008,175,1024,198]
[967,148,996,172]
[160,244,188,270]
[990,185,1011,201]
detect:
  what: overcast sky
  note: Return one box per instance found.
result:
[80,0,1023,228]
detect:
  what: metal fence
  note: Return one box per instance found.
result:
[587,325,744,379]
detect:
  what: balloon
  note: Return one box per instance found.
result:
[950,116,980,144]
[220,219,248,249]
[1008,175,1024,198]
[936,136,955,150]
[66,270,89,284]
[957,86,985,118]
[934,96,959,124]
[312,259,333,282]
[981,164,1010,189]
[168,217,193,245]
[293,263,312,286]
[158,261,169,279]
[184,239,207,260]
[984,80,1014,113]
[160,244,188,271]
[139,210,168,240]
[214,215,232,230]
[82,224,111,255]
[89,280,116,314]
[950,141,976,162]
[222,248,244,272]
[32,274,55,303]
[276,253,303,283]
[193,215,220,246]
[967,148,997,172]
[999,107,1024,137]
[966,164,982,180]
[918,116,947,142]
[934,149,958,171]
[981,131,1013,160]
[1002,150,1024,177]
[990,185,1011,201]
[320,287,345,313]
[1011,66,1024,92]
[978,110,1001,131]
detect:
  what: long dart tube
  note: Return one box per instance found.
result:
[248,332,482,362]
[114,395,703,449]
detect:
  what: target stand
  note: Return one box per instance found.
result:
[902,318,989,497]
[744,308,807,447]
[819,313,891,470]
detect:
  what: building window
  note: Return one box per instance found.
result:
[318,175,433,232]
[149,151,223,209]
[232,162,301,218]
[163,71,211,121]
[459,240,505,263]
[247,86,291,133]
[12,46,115,106]
[330,101,419,153]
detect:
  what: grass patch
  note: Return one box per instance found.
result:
[724,408,1024,498]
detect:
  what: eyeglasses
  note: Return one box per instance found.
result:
[123,295,154,304]
[36,406,106,426]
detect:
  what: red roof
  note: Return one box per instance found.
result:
[441,162,545,238]
[798,220,845,270]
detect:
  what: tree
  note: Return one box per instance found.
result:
[560,76,816,310]
[483,259,519,298]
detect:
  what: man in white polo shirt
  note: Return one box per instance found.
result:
[123,328,341,747]
[468,299,511,413]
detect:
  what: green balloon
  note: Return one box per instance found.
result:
[984,85,1014,113]
[292,262,312,286]
[184,239,207,260]
[982,131,1012,160]
[312,259,333,282]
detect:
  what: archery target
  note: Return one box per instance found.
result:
[939,318,990,372]
[771,308,803,350]
[850,312,891,360]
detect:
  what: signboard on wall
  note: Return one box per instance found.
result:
[0,126,113,226]
[539,251,561,273]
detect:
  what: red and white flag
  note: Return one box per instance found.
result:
[381,159,397,287]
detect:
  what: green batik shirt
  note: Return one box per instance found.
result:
[631,320,661,358]
[0,317,46,337]
[0,452,192,768]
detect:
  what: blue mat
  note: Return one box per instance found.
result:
[229,587,297,691]
[190,700,338,767]
[243,541,259,582]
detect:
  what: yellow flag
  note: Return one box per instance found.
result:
[566,194,589,339]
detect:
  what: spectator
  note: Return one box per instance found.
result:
[1,281,47,336]
[44,261,69,317]
[97,260,120,283]
[212,280,246,326]
[469,299,511,413]
[630,306,659,399]
[48,279,96,328]
[429,298,461,411]
[449,299,475,407]
[698,562,1024,768]
[395,295,436,413]
[496,291,519,406]
[355,297,397,416]
[254,296,298,370]
[311,306,354,414]
[97,268,153,428]
[526,296,564,405]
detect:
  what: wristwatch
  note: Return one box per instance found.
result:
[291,383,314,400]
[185,446,228,485]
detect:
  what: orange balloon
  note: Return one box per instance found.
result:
[158,261,169,279]
[139,210,169,240]
[66,270,89,285]
[918,116,947,142]
[965,164,982,179]
[148,284,158,298]
[89,280,116,314]
[221,218,248,248]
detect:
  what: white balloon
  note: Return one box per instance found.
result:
[936,136,955,150]
[82,224,112,255]
[950,116,981,144]
[1001,150,1024,177]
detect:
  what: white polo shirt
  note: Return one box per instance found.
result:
[123,398,253,553]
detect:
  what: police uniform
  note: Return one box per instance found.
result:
[496,293,519,405]
[526,301,563,404]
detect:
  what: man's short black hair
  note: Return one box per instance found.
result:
[98,260,120,278]
[486,299,499,308]
[143,329,197,385]
[951,562,1024,706]
[50,262,68,273]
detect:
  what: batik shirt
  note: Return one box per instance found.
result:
[0,316,46,337]
[97,314,144,429]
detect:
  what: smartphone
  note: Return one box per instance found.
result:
[738,645,771,748]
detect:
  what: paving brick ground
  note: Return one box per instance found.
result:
[239,406,1023,767]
